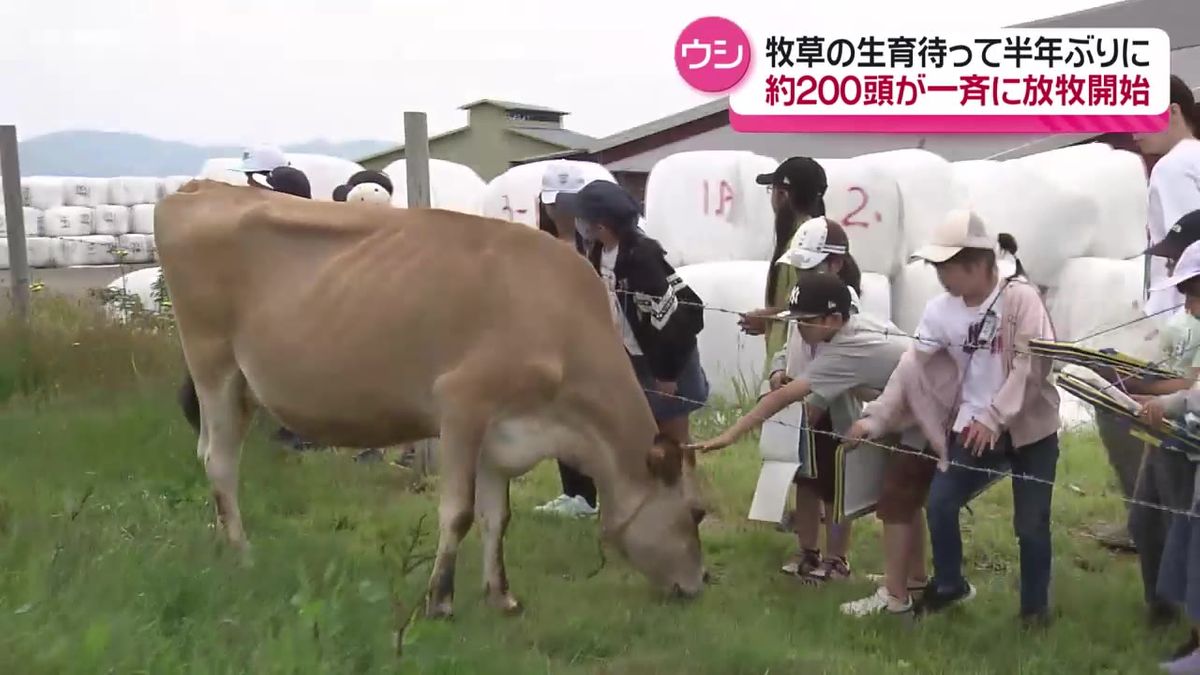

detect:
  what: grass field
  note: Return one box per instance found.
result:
[0,298,1185,674]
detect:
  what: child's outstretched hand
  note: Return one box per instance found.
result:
[684,431,738,455]
[1139,398,1167,427]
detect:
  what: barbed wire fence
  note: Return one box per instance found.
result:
[611,285,1200,520]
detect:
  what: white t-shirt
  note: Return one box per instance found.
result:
[599,245,644,356]
[1146,139,1200,316]
[913,281,1008,433]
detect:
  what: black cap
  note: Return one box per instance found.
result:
[346,170,394,196]
[774,271,851,321]
[1147,208,1200,259]
[755,157,828,192]
[572,180,641,232]
[266,166,312,199]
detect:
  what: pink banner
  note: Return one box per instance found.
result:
[728,110,1171,134]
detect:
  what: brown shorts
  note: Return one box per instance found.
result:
[793,411,839,504]
[875,440,938,524]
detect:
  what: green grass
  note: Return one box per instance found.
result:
[0,299,1184,673]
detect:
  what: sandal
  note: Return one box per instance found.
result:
[798,555,851,586]
[780,548,821,577]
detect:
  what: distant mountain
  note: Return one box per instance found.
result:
[15,131,395,177]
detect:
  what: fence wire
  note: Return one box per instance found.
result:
[613,286,1200,519]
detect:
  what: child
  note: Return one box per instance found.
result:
[1130,213,1200,629]
[1137,239,1200,672]
[844,210,1060,626]
[572,179,710,449]
[689,272,917,589]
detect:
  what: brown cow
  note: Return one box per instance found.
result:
[154,180,707,618]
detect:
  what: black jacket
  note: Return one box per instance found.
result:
[588,234,704,382]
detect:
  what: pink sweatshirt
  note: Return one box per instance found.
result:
[858,277,1061,464]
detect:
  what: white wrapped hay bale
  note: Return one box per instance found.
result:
[199,158,247,186]
[116,234,154,263]
[160,175,194,198]
[890,260,945,336]
[674,260,770,403]
[846,149,969,260]
[286,153,364,202]
[482,160,616,228]
[41,206,94,237]
[61,177,109,207]
[644,151,779,267]
[383,158,487,214]
[24,207,44,236]
[1045,257,1159,361]
[26,237,61,268]
[130,204,155,235]
[59,235,120,267]
[107,177,161,206]
[0,207,47,236]
[859,272,893,324]
[950,159,1096,287]
[21,177,65,210]
[1012,144,1149,261]
[92,205,131,236]
[814,157,906,277]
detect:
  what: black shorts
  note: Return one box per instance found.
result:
[793,410,838,504]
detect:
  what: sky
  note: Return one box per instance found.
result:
[0,0,1121,147]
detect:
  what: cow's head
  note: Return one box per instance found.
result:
[607,433,707,599]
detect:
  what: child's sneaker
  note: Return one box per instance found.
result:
[1161,648,1200,674]
[840,586,913,617]
[914,580,976,616]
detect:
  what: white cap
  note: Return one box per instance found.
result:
[1152,239,1200,291]
[775,217,848,269]
[238,145,289,173]
[346,182,391,205]
[910,209,996,264]
[540,161,588,204]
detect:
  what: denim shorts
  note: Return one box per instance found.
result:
[1158,494,1200,623]
[631,348,709,421]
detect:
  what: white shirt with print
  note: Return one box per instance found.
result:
[1146,139,1200,316]
[599,245,644,356]
[913,281,1008,433]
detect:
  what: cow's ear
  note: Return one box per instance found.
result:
[646,434,682,486]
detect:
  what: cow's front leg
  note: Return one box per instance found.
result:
[476,465,520,614]
[424,420,480,620]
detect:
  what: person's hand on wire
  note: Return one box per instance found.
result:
[1139,398,1167,428]
[655,380,678,396]
[769,370,792,391]
[684,430,738,455]
[843,420,872,448]
[961,420,998,457]
[738,309,772,336]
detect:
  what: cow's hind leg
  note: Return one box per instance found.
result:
[424,413,482,619]
[194,368,253,551]
[476,464,520,614]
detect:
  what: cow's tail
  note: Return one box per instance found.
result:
[178,371,202,435]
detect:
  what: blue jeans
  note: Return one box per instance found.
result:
[926,432,1060,614]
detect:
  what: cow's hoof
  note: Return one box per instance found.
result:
[424,599,454,620]
[488,594,523,615]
